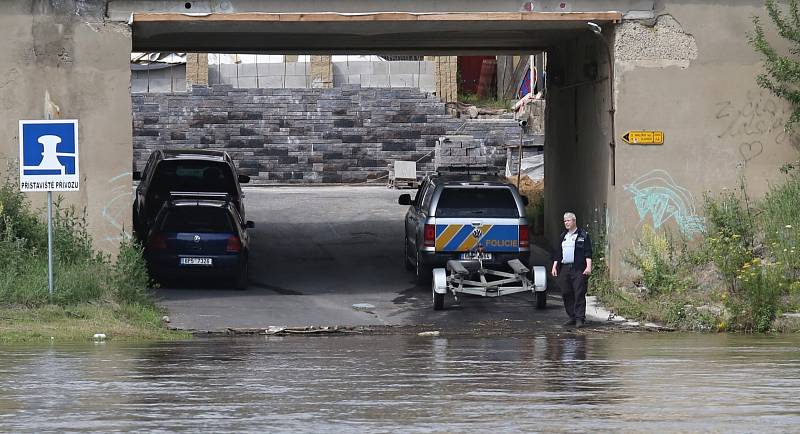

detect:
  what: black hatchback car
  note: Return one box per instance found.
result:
[133,150,249,241]
[145,193,254,289]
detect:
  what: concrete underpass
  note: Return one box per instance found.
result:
[1,1,798,330]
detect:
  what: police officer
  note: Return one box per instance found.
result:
[551,212,593,328]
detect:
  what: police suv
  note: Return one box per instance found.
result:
[399,172,531,283]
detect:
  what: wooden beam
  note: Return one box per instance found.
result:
[133,11,623,24]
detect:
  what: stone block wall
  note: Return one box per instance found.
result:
[132,85,534,184]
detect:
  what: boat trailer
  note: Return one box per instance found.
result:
[431,249,547,310]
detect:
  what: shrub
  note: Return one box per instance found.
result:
[623,225,692,295]
[112,238,154,306]
[701,173,799,332]
[0,166,154,308]
[587,207,614,297]
[703,187,755,287]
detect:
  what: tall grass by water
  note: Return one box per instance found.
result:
[0,167,184,342]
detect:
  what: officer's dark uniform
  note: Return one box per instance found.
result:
[553,227,593,325]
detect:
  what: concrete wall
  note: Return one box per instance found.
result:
[132,64,186,93]
[207,60,436,92]
[0,1,132,253]
[605,1,799,276]
[544,33,611,255]
[132,86,534,183]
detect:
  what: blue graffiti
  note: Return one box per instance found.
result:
[624,169,705,236]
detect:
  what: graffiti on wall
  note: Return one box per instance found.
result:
[624,169,705,237]
[715,89,800,163]
[101,171,132,246]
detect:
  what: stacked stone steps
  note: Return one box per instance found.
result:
[133,84,535,184]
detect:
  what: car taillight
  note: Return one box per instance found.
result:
[519,225,529,248]
[424,224,435,248]
[148,233,167,250]
[225,235,242,253]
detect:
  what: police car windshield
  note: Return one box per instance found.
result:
[160,207,234,233]
[435,187,520,218]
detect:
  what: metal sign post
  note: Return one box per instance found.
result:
[18,119,80,297]
[47,190,53,296]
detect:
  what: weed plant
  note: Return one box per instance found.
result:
[623,225,694,295]
[0,167,172,341]
[458,92,514,110]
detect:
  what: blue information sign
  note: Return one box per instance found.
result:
[18,119,79,191]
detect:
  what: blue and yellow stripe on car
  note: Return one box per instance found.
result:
[433,224,494,251]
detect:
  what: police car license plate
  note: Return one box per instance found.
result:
[460,252,492,260]
[180,257,213,266]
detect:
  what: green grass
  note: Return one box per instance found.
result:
[0,304,191,343]
[458,92,514,110]
[0,166,186,343]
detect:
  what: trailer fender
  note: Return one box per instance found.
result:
[532,266,547,292]
[432,268,448,295]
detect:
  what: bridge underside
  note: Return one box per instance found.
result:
[131,12,620,54]
[127,10,617,263]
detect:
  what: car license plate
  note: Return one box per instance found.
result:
[460,252,492,260]
[179,257,213,266]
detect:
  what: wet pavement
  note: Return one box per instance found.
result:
[156,186,569,333]
[1,333,799,432]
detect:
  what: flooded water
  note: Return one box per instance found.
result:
[1,333,799,432]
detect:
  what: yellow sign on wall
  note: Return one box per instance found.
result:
[622,131,664,145]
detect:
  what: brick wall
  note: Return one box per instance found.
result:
[132,85,534,184]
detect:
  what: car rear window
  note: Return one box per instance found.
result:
[160,207,234,233]
[435,187,520,218]
[151,160,236,194]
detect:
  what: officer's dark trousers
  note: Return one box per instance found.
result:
[558,263,588,321]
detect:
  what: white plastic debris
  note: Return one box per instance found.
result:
[93,333,106,340]
[352,303,376,311]
[161,315,171,323]
[417,331,440,337]
[265,326,287,335]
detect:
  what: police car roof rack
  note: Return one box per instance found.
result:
[435,165,501,177]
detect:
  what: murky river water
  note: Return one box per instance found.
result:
[0,333,799,432]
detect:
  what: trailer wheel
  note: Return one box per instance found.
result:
[432,268,447,310]
[535,290,547,309]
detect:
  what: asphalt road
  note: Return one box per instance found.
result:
[156,186,572,333]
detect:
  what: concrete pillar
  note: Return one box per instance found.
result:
[0,2,133,254]
[426,56,458,103]
[310,55,332,88]
[186,53,209,89]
